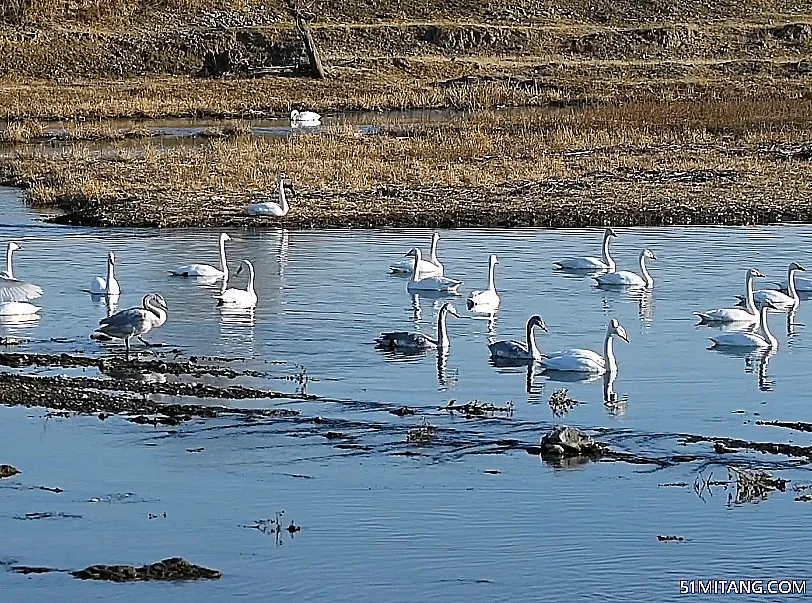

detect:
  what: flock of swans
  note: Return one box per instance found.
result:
[0,226,805,377]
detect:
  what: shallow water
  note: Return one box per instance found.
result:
[2,187,812,601]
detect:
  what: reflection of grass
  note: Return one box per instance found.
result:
[3,101,812,227]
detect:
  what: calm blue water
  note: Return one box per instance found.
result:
[1,187,811,601]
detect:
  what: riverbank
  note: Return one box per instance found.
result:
[2,101,811,228]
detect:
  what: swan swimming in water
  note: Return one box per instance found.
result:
[245,173,291,217]
[709,302,777,349]
[488,315,547,363]
[88,251,121,296]
[0,241,20,279]
[405,248,461,294]
[290,109,322,125]
[389,232,443,276]
[594,249,656,288]
[376,302,459,352]
[735,262,806,311]
[95,293,168,358]
[553,228,617,272]
[467,254,500,310]
[170,232,231,279]
[694,268,764,324]
[214,260,257,309]
[541,319,629,374]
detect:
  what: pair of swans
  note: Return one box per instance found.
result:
[94,293,167,359]
[489,316,629,375]
[245,173,291,217]
[404,248,462,294]
[0,241,42,317]
[390,232,444,276]
[376,302,459,352]
[290,109,321,126]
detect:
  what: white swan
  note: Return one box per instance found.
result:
[553,228,617,271]
[245,173,291,217]
[467,254,500,310]
[0,241,20,279]
[0,275,42,303]
[594,249,656,288]
[389,232,443,276]
[170,232,231,279]
[735,262,806,310]
[405,248,461,294]
[488,315,547,363]
[710,302,777,349]
[541,319,629,374]
[695,268,764,324]
[89,251,121,296]
[376,302,459,351]
[0,301,40,316]
[290,109,321,125]
[95,293,168,358]
[214,260,257,309]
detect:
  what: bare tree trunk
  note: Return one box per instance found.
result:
[288,3,326,79]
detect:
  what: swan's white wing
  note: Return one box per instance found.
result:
[542,349,604,372]
[753,290,794,306]
[694,308,757,323]
[246,202,285,217]
[488,340,530,359]
[710,332,768,348]
[554,256,607,270]
[0,301,40,316]
[595,271,644,286]
[389,258,442,276]
[171,263,222,277]
[0,277,43,302]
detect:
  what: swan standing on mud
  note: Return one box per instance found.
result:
[467,254,500,310]
[245,173,291,217]
[170,232,231,280]
[390,232,443,276]
[709,301,778,349]
[541,319,629,374]
[88,251,121,296]
[554,228,617,272]
[376,302,459,352]
[94,293,168,359]
[0,241,20,279]
[214,260,257,309]
[594,249,656,288]
[488,315,547,363]
[694,268,764,324]
[405,248,461,294]
[290,109,322,126]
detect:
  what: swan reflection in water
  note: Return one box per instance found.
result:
[276,229,289,279]
[90,292,120,317]
[436,348,458,389]
[709,347,777,392]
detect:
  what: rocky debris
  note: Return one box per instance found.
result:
[407,418,437,443]
[71,557,221,582]
[548,388,582,417]
[390,406,415,417]
[538,425,604,458]
[657,535,685,542]
[0,464,20,478]
[442,399,513,418]
[729,467,787,505]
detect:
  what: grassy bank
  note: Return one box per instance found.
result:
[2,101,811,228]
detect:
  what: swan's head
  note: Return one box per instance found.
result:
[220,233,232,243]
[490,254,499,265]
[642,249,657,261]
[290,110,299,120]
[441,303,459,318]
[605,228,618,238]
[790,261,806,272]
[528,315,548,332]
[609,319,629,342]
[279,172,289,182]
[432,232,440,243]
[8,241,20,252]
[404,247,421,259]
[748,268,766,279]
[152,293,168,310]
[107,251,116,265]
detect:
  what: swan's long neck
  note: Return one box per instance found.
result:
[410,249,422,281]
[436,306,450,348]
[219,236,229,278]
[145,297,167,326]
[526,322,540,359]
[278,177,289,214]
[487,258,497,292]
[639,253,653,288]
[246,263,256,294]
[603,326,617,373]
[106,256,115,287]
[602,231,615,272]
[5,244,14,279]
[787,267,799,304]
[429,234,439,265]
[745,272,757,316]
[759,305,777,348]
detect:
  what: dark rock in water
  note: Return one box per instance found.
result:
[539,425,603,457]
[71,557,221,582]
[0,464,20,478]
[390,406,415,417]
